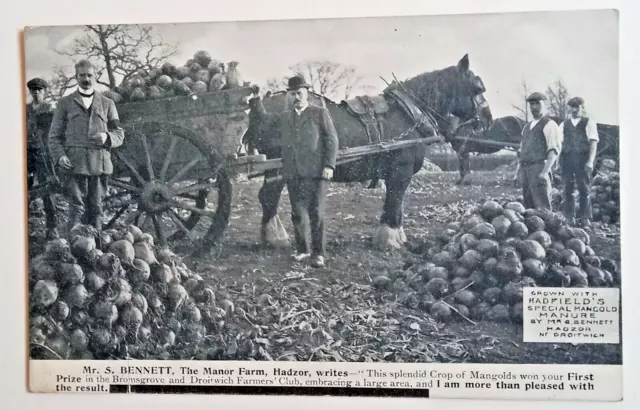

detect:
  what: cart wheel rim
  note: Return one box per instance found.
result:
[105,121,232,249]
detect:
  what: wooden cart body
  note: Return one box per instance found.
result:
[28,86,439,250]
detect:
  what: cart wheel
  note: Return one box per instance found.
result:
[105,122,232,249]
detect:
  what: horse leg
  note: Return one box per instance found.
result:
[367,156,382,189]
[258,170,290,248]
[457,150,470,185]
[373,163,412,250]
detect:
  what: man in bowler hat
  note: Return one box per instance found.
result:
[48,59,125,235]
[26,77,59,239]
[558,97,599,227]
[513,92,562,210]
[281,75,339,268]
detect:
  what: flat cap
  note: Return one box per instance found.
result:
[27,77,48,90]
[567,97,585,107]
[526,92,546,102]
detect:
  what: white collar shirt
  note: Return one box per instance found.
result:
[294,104,309,115]
[78,88,95,109]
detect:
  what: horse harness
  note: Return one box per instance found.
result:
[342,89,442,144]
[343,95,389,143]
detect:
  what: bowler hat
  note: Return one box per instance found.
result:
[287,75,311,90]
[27,77,48,90]
[567,97,585,107]
[526,92,546,103]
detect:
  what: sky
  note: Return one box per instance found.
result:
[24,9,619,124]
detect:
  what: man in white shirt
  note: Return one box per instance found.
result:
[558,97,599,227]
[513,92,562,210]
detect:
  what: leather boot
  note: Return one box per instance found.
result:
[66,211,83,237]
[92,216,103,249]
[310,255,325,268]
[91,215,103,232]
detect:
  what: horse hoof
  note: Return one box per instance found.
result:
[373,224,406,250]
[261,216,291,248]
[399,226,407,243]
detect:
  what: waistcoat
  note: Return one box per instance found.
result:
[520,117,550,164]
[561,117,589,155]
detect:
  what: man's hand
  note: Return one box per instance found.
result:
[537,172,549,185]
[585,162,594,174]
[322,166,334,180]
[512,172,520,187]
[58,155,73,170]
[512,164,521,187]
[585,162,594,181]
[89,132,108,146]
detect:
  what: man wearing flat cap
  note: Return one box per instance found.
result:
[26,77,59,239]
[514,92,562,210]
[558,96,599,227]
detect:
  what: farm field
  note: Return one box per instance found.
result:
[29,168,620,364]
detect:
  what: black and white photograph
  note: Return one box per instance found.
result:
[23,8,622,399]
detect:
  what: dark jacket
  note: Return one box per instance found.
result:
[280,105,339,179]
[26,102,55,150]
[48,90,125,176]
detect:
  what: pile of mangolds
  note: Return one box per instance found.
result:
[29,224,234,360]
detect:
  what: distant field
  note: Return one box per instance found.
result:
[427,153,517,172]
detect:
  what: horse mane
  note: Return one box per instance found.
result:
[383,66,464,117]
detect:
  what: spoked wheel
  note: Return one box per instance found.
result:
[104,122,232,249]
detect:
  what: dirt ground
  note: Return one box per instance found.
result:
[27,169,622,364]
[180,169,622,364]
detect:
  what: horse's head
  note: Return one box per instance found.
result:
[398,54,493,140]
[445,55,494,139]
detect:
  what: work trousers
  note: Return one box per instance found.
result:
[27,148,57,229]
[560,152,592,220]
[67,174,109,230]
[520,162,552,211]
[286,177,327,256]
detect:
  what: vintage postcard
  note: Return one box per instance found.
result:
[25,9,622,400]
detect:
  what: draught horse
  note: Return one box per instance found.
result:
[243,55,494,250]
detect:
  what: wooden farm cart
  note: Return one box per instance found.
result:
[101,86,445,249]
[240,136,444,182]
[103,86,266,248]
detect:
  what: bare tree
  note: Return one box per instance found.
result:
[289,60,369,100]
[264,77,288,94]
[44,66,78,102]
[56,24,178,89]
[511,80,530,122]
[545,79,570,119]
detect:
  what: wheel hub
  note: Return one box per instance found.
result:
[139,181,172,213]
